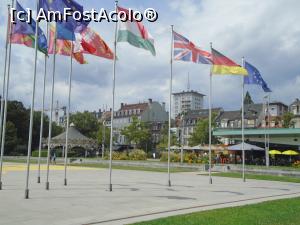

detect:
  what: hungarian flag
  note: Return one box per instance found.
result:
[79,27,114,60]
[48,26,87,64]
[211,48,248,75]
[117,6,156,56]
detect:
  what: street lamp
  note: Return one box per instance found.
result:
[264,95,270,167]
[102,120,106,159]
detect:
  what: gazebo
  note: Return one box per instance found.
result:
[43,125,97,151]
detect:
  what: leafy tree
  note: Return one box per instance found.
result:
[4,121,18,155]
[97,124,111,147]
[121,116,151,148]
[283,112,295,128]
[157,122,178,150]
[7,101,29,145]
[189,113,218,146]
[70,111,99,138]
[244,91,254,105]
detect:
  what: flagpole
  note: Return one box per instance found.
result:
[267,93,270,167]
[168,25,174,187]
[45,25,57,191]
[64,41,74,186]
[25,0,39,199]
[0,2,12,191]
[37,22,49,184]
[109,0,118,192]
[208,42,213,184]
[242,57,246,182]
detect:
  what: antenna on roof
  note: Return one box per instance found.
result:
[187,72,190,91]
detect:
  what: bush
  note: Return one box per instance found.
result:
[128,149,147,161]
[10,145,27,156]
[160,152,181,163]
[32,150,48,157]
[160,152,209,164]
[111,151,129,160]
[293,160,300,168]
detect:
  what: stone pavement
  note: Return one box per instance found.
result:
[1,163,300,225]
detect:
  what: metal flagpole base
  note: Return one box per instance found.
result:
[109,184,112,192]
[0,181,2,190]
[64,179,67,186]
[46,181,49,190]
[168,180,171,187]
[209,176,213,184]
[25,189,29,199]
[37,176,40,184]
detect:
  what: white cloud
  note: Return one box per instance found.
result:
[0,0,299,114]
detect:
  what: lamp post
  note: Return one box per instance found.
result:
[180,114,184,164]
[102,120,106,159]
[264,95,270,167]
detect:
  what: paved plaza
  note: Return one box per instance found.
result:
[1,163,300,225]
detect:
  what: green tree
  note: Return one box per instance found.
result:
[121,116,151,148]
[97,124,111,147]
[283,112,295,128]
[4,121,18,155]
[189,113,218,146]
[7,101,29,145]
[70,111,99,138]
[157,122,178,150]
[244,91,254,105]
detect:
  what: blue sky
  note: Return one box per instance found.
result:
[0,0,300,114]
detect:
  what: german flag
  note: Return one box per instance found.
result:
[211,48,248,76]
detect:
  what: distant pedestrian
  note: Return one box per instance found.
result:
[53,152,56,165]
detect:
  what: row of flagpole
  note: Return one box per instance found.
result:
[0,0,273,197]
[0,1,13,191]
[37,22,49,184]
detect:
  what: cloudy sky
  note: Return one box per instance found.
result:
[0,0,300,114]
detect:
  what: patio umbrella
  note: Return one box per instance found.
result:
[269,150,282,166]
[282,150,299,163]
[191,145,201,150]
[269,150,282,155]
[227,142,264,151]
[282,150,299,155]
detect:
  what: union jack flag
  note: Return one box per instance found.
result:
[173,31,212,64]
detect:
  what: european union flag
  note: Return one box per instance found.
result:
[39,0,88,37]
[244,61,272,93]
[12,1,48,52]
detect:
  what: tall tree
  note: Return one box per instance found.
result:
[97,124,111,147]
[244,91,254,105]
[283,112,295,128]
[70,111,99,138]
[157,122,178,150]
[4,121,18,155]
[121,116,151,148]
[189,113,218,145]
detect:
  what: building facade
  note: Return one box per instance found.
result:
[179,108,223,145]
[113,99,168,145]
[172,90,205,118]
[290,98,300,128]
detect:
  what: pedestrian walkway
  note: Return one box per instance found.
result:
[0,163,300,225]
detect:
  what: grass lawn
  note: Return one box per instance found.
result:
[69,163,198,173]
[209,172,300,183]
[132,197,300,225]
[3,159,198,173]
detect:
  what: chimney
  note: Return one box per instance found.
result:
[162,102,166,110]
[148,98,153,104]
[121,103,124,108]
[110,108,112,112]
